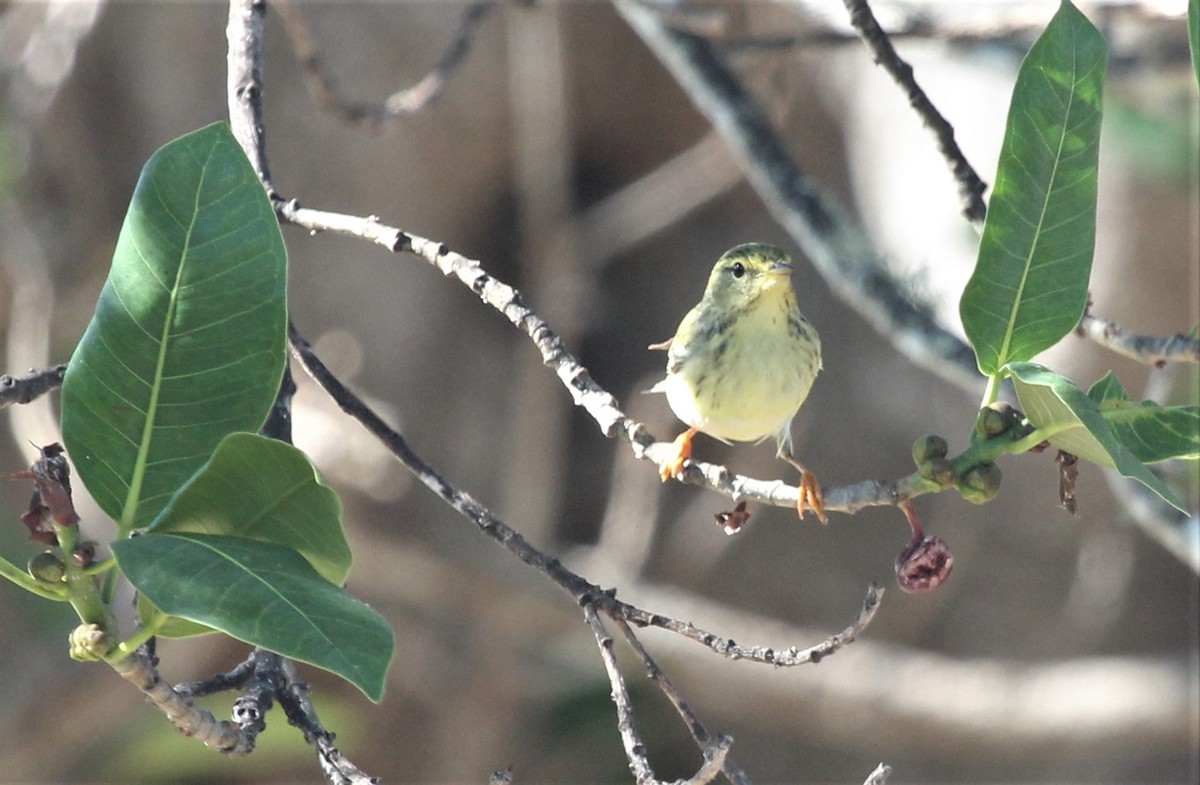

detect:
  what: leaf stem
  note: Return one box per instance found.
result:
[1007,425,1067,456]
[106,614,167,663]
[81,556,118,576]
[981,373,1003,408]
[55,523,115,629]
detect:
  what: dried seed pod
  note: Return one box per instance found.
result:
[896,535,954,593]
[714,501,751,535]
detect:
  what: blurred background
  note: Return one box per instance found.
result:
[1,1,1197,783]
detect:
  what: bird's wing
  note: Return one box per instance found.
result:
[662,302,705,374]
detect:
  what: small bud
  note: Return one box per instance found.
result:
[72,541,96,568]
[896,535,954,593]
[911,434,949,465]
[917,457,956,486]
[27,550,66,583]
[69,623,113,661]
[977,401,1023,440]
[958,462,1002,504]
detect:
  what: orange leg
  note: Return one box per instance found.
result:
[659,427,698,482]
[780,450,827,523]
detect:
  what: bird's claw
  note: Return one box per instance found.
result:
[797,472,827,523]
[659,428,696,482]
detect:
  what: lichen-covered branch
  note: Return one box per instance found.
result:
[0,364,66,410]
[1077,311,1200,366]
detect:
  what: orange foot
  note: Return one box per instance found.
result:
[797,471,827,523]
[659,427,697,482]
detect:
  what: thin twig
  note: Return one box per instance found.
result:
[611,616,750,785]
[841,0,988,224]
[1076,311,1200,367]
[275,0,497,131]
[617,582,884,666]
[177,656,258,698]
[0,364,66,409]
[584,603,660,784]
[276,658,379,785]
[862,762,893,785]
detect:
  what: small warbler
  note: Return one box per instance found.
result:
[650,243,826,521]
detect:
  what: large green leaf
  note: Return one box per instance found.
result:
[1008,362,1185,511]
[113,532,393,702]
[960,1,1107,375]
[1087,372,1200,464]
[147,433,350,584]
[61,122,287,533]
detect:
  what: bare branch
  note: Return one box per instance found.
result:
[277,658,379,785]
[226,0,274,193]
[862,762,893,785]
[611,616,750,785]
[616,583,884,667]
[840,0,988,224]
[0,364,66,409]
[176,656,258,698]
[585,602,736,785]
[1077,311,1200,366]
[584,603,660,784]
[275,0,497,131]
[109,647,256,755]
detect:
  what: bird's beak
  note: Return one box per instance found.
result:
[765,261,793,278]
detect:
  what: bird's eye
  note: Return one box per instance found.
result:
[730,262,746,279]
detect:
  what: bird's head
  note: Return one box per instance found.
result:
[701,243,795,310]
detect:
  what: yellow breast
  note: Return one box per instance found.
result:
[660,291,820,445]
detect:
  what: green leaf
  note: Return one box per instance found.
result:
[113,533,393,702]
[1007,362,1185,511]
[147,433,351,585]
[960,1,1107,375]
[61,122,287,533]
[1087,372,1200,464]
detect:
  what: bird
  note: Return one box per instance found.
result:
[649,243,825,521]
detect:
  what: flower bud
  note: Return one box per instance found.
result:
[27,551,66,583]
[976,402,1020,439]
[917,457,956,486]
[69,623,113,661]
[958,462,1002,504]
[912,434,949,465]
